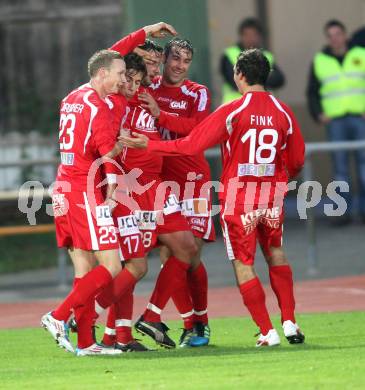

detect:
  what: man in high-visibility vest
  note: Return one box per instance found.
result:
[220,17,285,104]
[307,19,365,225]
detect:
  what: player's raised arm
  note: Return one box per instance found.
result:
[110,22,177,57]
[119,104,229,156]
[139,87,211,136]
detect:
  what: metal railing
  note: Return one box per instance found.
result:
[1,140,365,285]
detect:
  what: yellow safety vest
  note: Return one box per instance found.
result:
[313,46,365,118]
[222,45,274,104]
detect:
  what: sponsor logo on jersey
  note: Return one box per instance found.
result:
[190,217,207,228]
[181,198,209,217]
[52,193,67,217]
[191,225,205,233]
[95,205,114,226]
[156,96,171,103]
[135,109,156,131]
[163,194,181,215]
[169,100,187,110]
[240,206,281,233]
[117,215,140,236]
[160,127,176,140]
[60,152,74,166]
[237,163,275,177]
[134,210,157,230]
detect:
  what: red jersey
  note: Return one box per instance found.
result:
[148,91,305,206]
[120,99,163,179]
[56,83,119,191]
[148,77,211,183]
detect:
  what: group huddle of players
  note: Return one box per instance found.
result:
[41,22,306,356]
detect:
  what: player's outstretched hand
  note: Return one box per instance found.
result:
[139,92,160,117]
[143,22,177,38]
[119,132,149,149]
[133,47,155,65]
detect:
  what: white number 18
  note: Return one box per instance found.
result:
[241,128,278,164]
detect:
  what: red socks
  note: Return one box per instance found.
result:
[102,287,135,346]
[171,261,209,329]
[102,305,117,346]
[144,256,190,322]
[72,278,95,349]
[188,262,208,325]
[53,265,112,322]
[239,277,273,335]
[172,288,194,330]
[115,286,134,344]
[95,268,137,314]
[269,265,296,323]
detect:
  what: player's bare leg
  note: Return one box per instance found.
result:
[69,248,95,276]
[232,260,280,347]
[261,245,305,344]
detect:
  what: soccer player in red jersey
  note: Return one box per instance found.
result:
[41,49,129,356]
[62,22,178,353]
[110,36,211,347]
[120,48,306,347]
[103,53,198,349]
[131,38,215,346]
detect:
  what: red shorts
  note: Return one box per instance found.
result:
[52,188,119,251]
[113,202,145,260]
[170,178,216,242]
[113,178,190,256]
[220,203,283,265]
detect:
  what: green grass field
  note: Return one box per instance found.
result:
[1,311,364,389]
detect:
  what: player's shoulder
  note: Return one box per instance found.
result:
[209,97,247,120]
[267,93,294,116]
[219,95,247,111]
[106,93,127,110]
[62,83,90,102]
[182,79,209,94]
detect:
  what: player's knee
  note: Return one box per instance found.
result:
[125,258,148,280]
[112,262,123,277]
[178,239,198,263]
[267,246,288,266]
[105,260,122,278]
[134,262,148,279]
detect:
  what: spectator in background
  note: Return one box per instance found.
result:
[220,17,285,104]
[306,19,365,225]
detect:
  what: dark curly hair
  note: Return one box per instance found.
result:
[139,39,163,54]
[164,38,194,58]
[235,48,270,86]
[124,53,147,79]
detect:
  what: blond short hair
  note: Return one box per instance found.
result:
[87,49,123,78]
